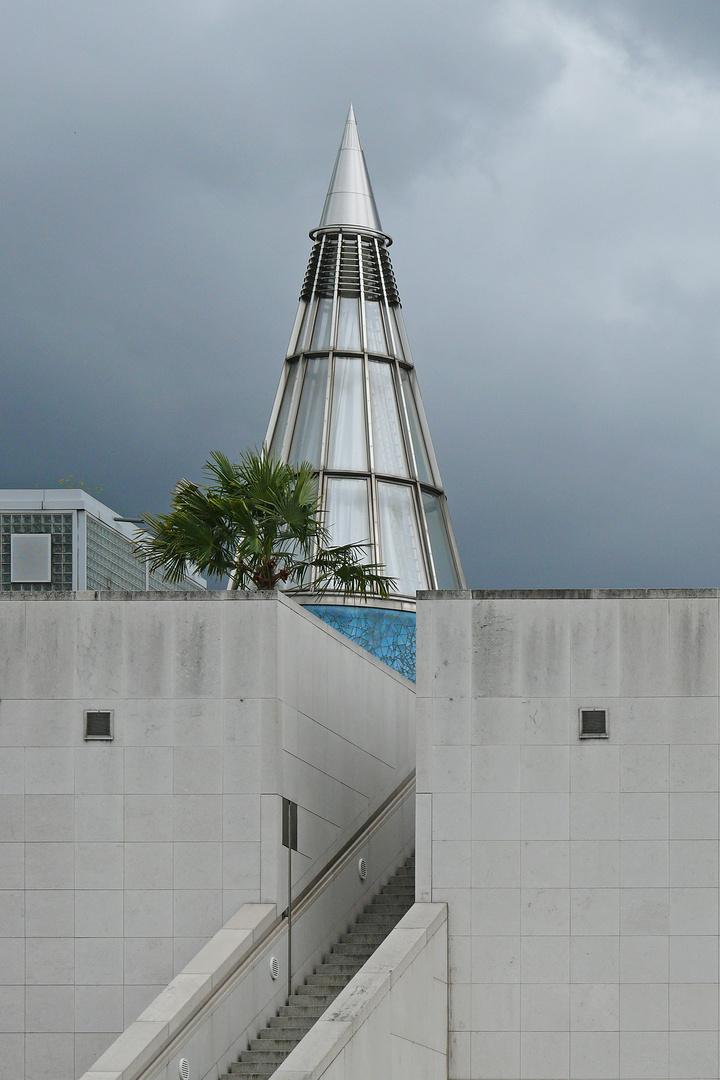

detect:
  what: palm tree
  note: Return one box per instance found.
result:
[134,449,396,598]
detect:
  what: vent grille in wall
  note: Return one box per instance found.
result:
[579,708,607,738]
[84,710,113,740]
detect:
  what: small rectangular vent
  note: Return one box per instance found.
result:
[84,710,113,741]
[579,708,608,738]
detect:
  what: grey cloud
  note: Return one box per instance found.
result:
[566,0,720,74]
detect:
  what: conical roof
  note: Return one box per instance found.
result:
[266,108,465,601]
[317,105,383,234]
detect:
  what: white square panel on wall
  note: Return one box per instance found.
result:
[10,532,51,582]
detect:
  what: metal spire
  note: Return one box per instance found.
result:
[317,105,383,234]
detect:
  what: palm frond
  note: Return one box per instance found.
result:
[134,448,395,598]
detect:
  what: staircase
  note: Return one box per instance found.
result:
[222,854,415,1080]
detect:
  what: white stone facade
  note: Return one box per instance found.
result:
[0,592,415,1080]
[416,590,720,1080]
[8,585,720,1080]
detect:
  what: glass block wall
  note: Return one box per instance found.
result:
[86,515,204,592]
[0,513,73,592]
[86,515,146,591]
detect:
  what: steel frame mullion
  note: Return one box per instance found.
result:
[318,351,333,474]
[285,359,309,463]
[357,235,367,353]
[375,237,398,359]
[414,482,437,590]
[405,365,442,489]
[305,235,326,352]
[286,300,306,359]
[330,234,342,352]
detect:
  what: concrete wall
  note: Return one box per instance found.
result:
[417,590,720,1080]
[0,591,415,1080]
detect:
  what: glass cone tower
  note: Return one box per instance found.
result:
[265,106,465,678]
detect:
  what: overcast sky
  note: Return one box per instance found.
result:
[3,0,720,589]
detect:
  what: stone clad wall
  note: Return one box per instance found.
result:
[0,591,415,1080]
[417,590,720,1080]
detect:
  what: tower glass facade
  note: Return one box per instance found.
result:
[265,107,465,675]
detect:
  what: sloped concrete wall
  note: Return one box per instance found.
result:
[0,591,415,1080]
[417,590,720,1080]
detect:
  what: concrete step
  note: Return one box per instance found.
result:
[227,1063,276,1078]
[309,961,360,976]
[276,1003,326,1018]
[293,991,337,1004]
[306,973,352,987]
[247,1042,294,1055]
[266,1016,316,1031]
[250,1031,307,1046]
[258,1026,314,1042]
[356,912,403,926]
[238,1050,290,1064]
[364,905,409,916]
[329,944,375,959]
[338,931,386,945]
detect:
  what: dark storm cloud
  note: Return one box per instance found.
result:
[2,0,720,587]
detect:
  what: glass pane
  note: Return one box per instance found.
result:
[388,306,405,360]
[368,361,408,476]
[289,357,328,468]
[325,478,370,553]
[399,368,433,485]
[336,296,361,351]
[422,491,460,589]
[294,301,314,354]
[311,298,333,351]
[269,362,300,458]
[365,301,388,354]
[327,357,367,470]
[377,482,427,595]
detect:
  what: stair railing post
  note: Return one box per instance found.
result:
[287,832,292,1000]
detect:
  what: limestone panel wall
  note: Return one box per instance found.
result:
[0,592,415,1080]
[417,590,720,1080]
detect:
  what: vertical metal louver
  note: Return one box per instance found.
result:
[301,234,394,305]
